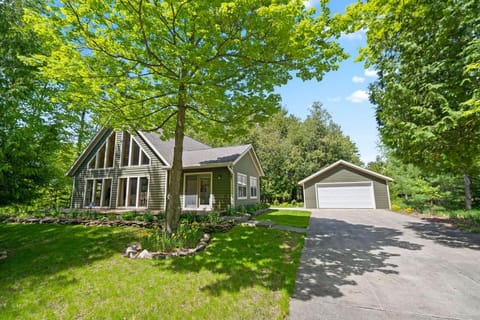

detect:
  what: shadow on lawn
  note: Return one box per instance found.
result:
[405,221,480,250]
[292,217,423,300]
[0,224,136,292]
[155,226,304,296]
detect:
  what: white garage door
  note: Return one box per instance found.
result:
[316,182,375,209]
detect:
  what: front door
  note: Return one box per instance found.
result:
[184,174,211,209]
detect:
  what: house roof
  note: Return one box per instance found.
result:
[67,129,264,176]
[298,159,393,185]
[138,131,211,165]
[182,144,251,167]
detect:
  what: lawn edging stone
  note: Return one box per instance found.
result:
[124,233,212,259]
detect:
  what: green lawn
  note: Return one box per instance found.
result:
[0,224,304,319]
[256,209,311,228]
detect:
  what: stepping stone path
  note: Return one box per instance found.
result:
[241,220,307,233]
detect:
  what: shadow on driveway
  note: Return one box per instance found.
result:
[293,217,423,300]
[405,221,480,250]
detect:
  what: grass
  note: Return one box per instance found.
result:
[256,209,311,228]
[0,223,304,319]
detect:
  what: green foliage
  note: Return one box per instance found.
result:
[139,222,203,252]
[347,0,480,207]
[120,212,136,221]
[369,153,478,211]
[0,1,96,208]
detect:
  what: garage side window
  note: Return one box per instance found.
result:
[237,173,247,199]
[250,176,257,199]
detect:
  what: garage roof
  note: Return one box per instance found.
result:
[298,159,394,185]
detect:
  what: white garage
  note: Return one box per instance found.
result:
[299,160,393,209]
[315,182,375,209]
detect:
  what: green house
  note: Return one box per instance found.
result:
[66,129,264,211]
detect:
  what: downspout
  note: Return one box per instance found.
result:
[227,165,235,207]
[301,183,306,209]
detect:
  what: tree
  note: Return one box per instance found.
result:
[0,0,62,206]
[346,0,480,209]
[28,0,347,232]
[235,103,361,203]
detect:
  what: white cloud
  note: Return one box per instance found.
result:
[327,96,342,102]
[364,69,378,77]
[346,90,369,103]
[352,76,365,83]
[303,0,313,8]
[340,29,365,41]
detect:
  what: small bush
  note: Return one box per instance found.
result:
[107,213,118,220]
[139,222,203,252]
[143,212,155,222]
[273,199,280,206]
[391,204,401,212]
[121,212,136,221]
[403,207,414,214]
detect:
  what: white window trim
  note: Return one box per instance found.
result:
[117,176,150,208]
[83,178,113,208]
[120,133,151,168]
[249,176,258,199]
[182,172,213,210]
[237,173,247,200]
[87,132,116,170]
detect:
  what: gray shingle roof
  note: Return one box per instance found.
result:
[140,131,250,167]
[183,145,251,167]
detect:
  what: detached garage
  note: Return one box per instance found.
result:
[299,160,393,209]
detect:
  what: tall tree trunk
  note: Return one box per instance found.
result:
[76,110,86,155]
[165,89,186,234]
[464,174,472,210]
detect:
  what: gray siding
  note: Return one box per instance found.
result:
[71,130,167,210]
[303,165,390,209]
[233,150,261,207]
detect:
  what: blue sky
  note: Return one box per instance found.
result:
[275,0,379,164]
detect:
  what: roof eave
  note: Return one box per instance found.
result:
[65,128,110,177]
[298,159,394,185]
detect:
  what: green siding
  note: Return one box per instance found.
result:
[71,131,167,210]
[233,150,261,207]
[303,165,390,209]
[181,167,231,211]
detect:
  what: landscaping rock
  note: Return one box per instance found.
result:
[0,250,7,261]
[137,249,153,259]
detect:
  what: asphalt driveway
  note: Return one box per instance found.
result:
[289,209,480,320]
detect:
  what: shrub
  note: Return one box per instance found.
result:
[290,199,297,207]
[143,212,155,222]
[403,207,414,214]
[139,222,203,252]
[391,204,401,212]
[273,199,280,206]
[121,212,136,221]
[107,213,118,221]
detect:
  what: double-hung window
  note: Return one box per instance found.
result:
[250,176,258,199]
[237,173,247,199]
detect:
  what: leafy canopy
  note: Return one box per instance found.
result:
[346,0,480,175]
[27,0,347,138]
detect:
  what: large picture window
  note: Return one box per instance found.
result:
[120,132,150,167]
[237,173,247,199]
[88,132,116,169]
[250,176,258,199]
[117,177,149,208]
[84,178,112,207]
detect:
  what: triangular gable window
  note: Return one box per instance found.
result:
[121,132,150,167]
[88,132,116,169]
